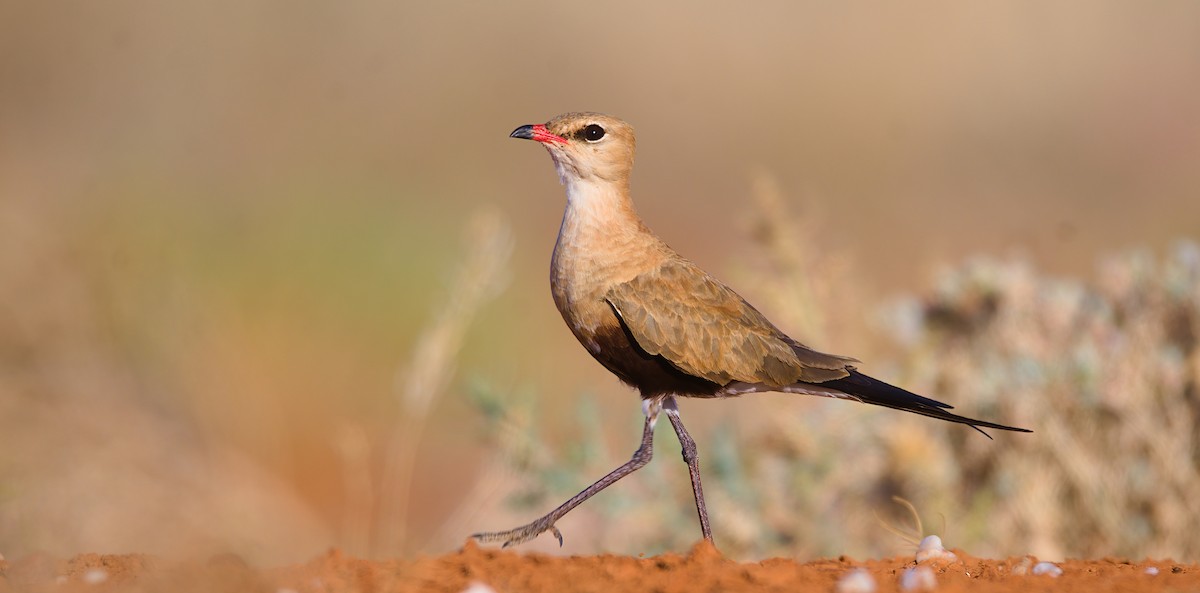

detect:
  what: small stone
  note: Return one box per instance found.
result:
[1144,567,1159,576]
[836,568,876,593]
[1032,561,1062,577]
[915,535,957,563]
[83,568,109,584]
[899,566,937,591]
[1012,556,1034,575]
[460,583,498,593]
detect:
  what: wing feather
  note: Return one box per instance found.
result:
[605,258,857,387]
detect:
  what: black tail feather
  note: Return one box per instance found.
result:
[817,369,1032,438]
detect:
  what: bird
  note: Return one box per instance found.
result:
[472,112,1030,549]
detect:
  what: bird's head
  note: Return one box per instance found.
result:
[510,112,636,186]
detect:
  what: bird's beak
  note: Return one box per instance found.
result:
[510,124,568,145]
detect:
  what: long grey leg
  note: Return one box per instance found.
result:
[664,396,712,542]
[472,398,663,548]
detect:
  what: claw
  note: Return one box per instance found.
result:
[471,520,564,548]
[470,531,497,544]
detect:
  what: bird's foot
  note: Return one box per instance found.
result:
[471,518,564,548]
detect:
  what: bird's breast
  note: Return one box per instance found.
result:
[550,237,615,341]
[549,206,652,364]
[548,205,723,397]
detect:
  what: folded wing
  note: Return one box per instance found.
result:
[604,258,858,388]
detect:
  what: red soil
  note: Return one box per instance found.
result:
[3,541,1195,593]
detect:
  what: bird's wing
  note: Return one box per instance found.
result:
[604,258,858,387]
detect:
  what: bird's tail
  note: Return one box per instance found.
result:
[816,369,1032,439]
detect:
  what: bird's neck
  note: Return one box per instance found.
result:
[562,177,638,233]
[552,178,667,293]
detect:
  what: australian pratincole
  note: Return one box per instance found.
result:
[473,112,1030,548]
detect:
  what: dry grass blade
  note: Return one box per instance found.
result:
[875,496,924,548]
[373,207,513,556]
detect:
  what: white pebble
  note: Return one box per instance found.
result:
[918,535,943,550]
[836,568,876,593]
[1032,561,1062,577]
[915,535,957,563]
[82,568,109,585]
[899,566,937,591]
[460,582,498,593]
[1144,566,1159,575]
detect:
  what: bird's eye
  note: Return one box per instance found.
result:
[582,124,606,142]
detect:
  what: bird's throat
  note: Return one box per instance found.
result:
[564,178,633,223]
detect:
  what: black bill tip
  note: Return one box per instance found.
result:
[509,124,536,140]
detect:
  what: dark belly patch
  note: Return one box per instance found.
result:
[587,321,724,398]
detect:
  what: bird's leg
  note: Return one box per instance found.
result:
[663,396,712,542]
[472,398,662,548]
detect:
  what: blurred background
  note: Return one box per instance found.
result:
[1,0,1198,565]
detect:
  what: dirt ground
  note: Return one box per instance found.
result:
[2,541,1196,593]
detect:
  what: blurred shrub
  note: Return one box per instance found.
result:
[881,243,1200,561]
